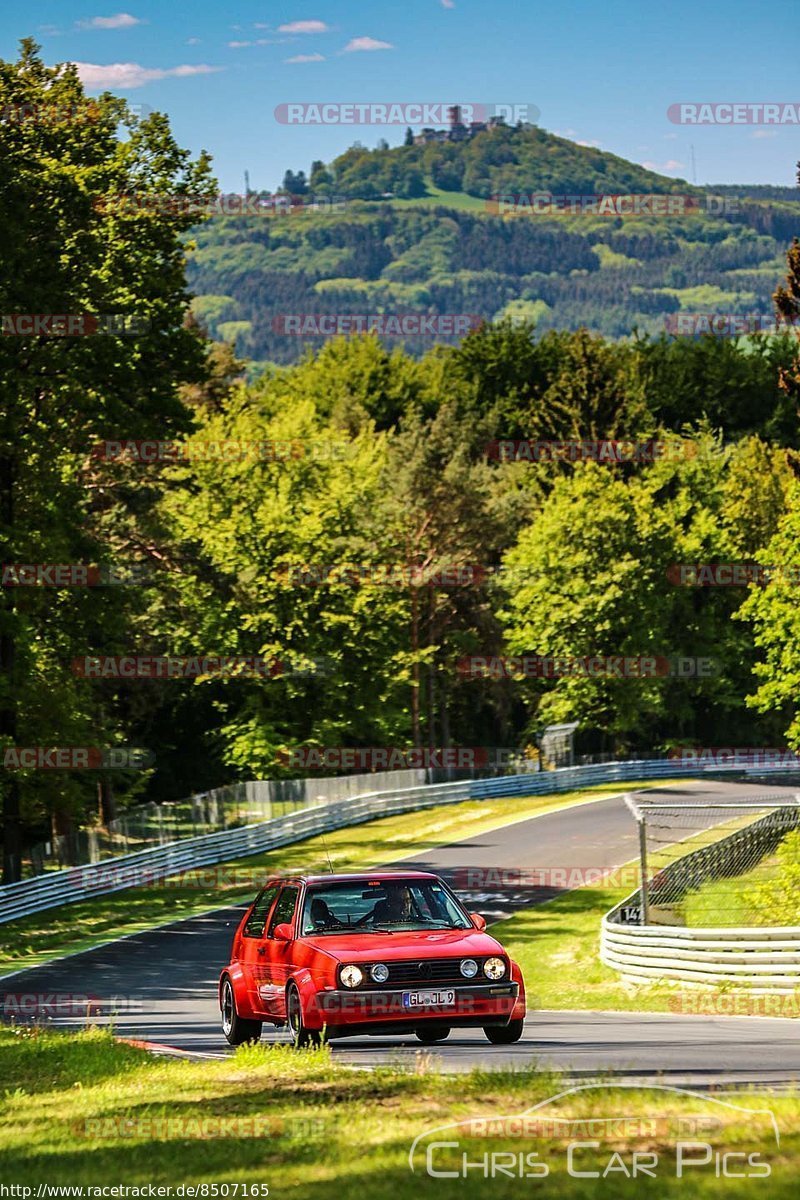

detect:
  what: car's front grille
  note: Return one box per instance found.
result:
[358,957,494,987]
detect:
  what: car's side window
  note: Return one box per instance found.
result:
[243,885,280,938]
[266,885,299,937]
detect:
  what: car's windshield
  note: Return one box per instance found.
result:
[300,879,472,935]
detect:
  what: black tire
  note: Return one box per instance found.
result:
[415,1026,451,1044]
[287,984,322,1048]
[221,977,262,1046]
[483,1019,524,1045]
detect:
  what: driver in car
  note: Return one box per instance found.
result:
[370,885,414,925]
[309,897,337,929]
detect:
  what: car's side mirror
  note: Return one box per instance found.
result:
[469,912,487,930]
[272,923,294,942]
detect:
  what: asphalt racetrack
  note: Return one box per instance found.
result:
[3,779,800,1084]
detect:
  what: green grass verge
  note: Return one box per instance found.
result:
[0,782,661,978]
[683,872,762,928]
[0,1026,797,1196]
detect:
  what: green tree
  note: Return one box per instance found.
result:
[0,40,215,879]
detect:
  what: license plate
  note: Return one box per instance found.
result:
[403,988,456,1008]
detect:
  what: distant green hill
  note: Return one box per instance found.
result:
[185,125,799,364]
[309,122,697,201]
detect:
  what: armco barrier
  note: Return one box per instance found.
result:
[2,755,798,926]
[601,915,800,992]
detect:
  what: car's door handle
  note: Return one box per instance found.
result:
[257,946,266,956]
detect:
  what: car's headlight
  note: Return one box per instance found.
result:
[460,958,479,978]
[370,963,389,983]
[484,956,507,980]
[340,965,364,989]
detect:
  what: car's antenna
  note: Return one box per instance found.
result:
[320,831,334,874]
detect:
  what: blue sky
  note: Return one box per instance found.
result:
[1,1,797,191]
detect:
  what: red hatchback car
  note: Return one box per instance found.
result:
[219,871,526,1046]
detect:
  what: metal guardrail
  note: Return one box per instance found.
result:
[2,754,799,926]
[601,917,800,992]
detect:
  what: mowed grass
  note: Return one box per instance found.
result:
[0,781,660,978]
[1,1025,798,1197]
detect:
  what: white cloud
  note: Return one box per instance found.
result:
[229,37,288,48]
[78,13,142,30]
[186,37,201,45]
[342,36,393,52]
[441,0,456,7]
[74,61,221,88]
[664,132,678,140]
[577,138,601,147]
[642,158,685,171]
[286,52,325,63]
[279,20,330,34]
[751,129,778,139]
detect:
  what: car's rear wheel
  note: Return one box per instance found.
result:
[483,1019,524,1045]
[287,984,322,1048]
[415,1026,451,1044]
[221,978,262,1046]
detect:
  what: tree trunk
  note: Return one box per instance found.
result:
[98,777,117,825]
[51,804,78,867]
[410,586,421,748]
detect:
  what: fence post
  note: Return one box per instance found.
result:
[638,817,650,926]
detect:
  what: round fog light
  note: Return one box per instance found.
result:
[370,963,389,983]
[484,956,506,980]
[340,965,364,989]
[460,958,479,978]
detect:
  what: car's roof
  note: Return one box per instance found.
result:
[269,870,440,886]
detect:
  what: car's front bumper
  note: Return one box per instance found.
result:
[308,982,519,1030]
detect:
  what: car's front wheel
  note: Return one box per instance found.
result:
[415,1026,451,1044]
[287,984,322,1048]
[483,1019,524,1045]
[221,978,262,1046]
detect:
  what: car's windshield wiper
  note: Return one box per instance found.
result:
[307,925,396,935]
